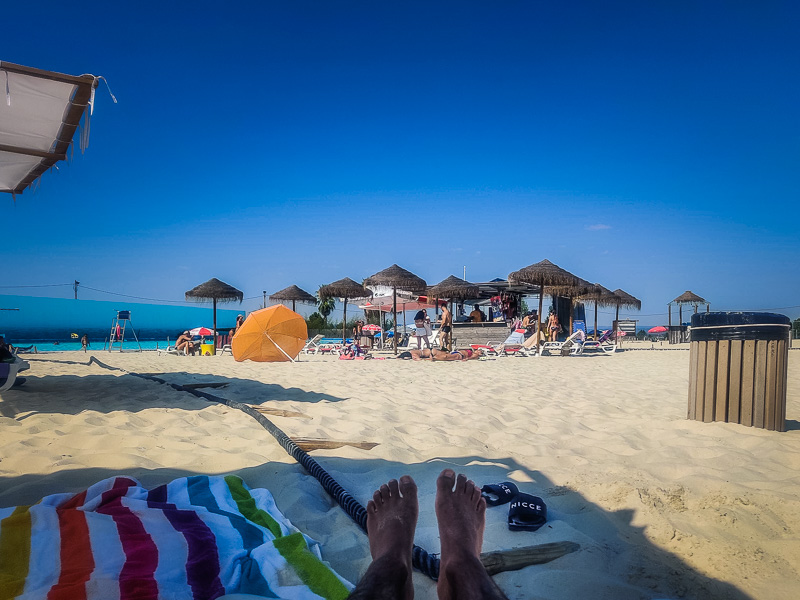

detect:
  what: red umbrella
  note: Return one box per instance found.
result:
[362,324,381,332]
[648,326,668,334]
[189,326,214,336]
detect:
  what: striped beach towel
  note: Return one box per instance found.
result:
[0,475,353,600]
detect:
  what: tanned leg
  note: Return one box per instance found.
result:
[348,476,419,600]
[435,469,508,600]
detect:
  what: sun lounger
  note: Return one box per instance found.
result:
[471,329,531,357]
[541,330,585,356]
[0,357,29,391]
[301,334,325,354]
[582,329,618,354]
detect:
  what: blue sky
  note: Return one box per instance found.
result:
[2,1,799,325]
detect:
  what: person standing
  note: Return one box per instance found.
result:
[547,311,560,342]
[413,309,432,349]
[439,303,452,350]
[80,334,89,352]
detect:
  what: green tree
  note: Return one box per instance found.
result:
[306,312,326,330]
[316,295,336,327]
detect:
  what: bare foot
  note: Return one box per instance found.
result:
[368,476,418,561]
[349,477,418,600]
[435,469,485,562]
[436,469,506,600]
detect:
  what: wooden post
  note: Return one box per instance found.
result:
[567,298,575,337]
[393,287,397,355]
[342,296,348,346]
[536,279,544,347]
[212,297,217,355]
[594,302,598,341]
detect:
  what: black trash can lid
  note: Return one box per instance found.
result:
[691,312,790,342]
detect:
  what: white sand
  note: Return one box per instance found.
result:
[1,344,799,599]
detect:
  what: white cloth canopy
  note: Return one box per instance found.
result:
[0,61,100,196]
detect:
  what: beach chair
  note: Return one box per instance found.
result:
[301,334,325,355]
[472,329,528,357]
[0,357,29,391]
[541,330,585,356]
[582,330,618,354]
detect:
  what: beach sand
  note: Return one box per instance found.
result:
[1,344,798,599]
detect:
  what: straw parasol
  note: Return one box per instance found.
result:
[185,278,244,354]
[578,283,617,339]
[671,290,706,326]
[509,260,590,346]
[428,276,479,351]
[318,277,368,345]
[610,288,641,335]
[427,275,479,300]
[364,264,427,354]
[269,285,317,312]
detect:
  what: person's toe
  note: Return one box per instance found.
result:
[387,479,400,497]
[367,499,378,514]
[399,475,417,499]
[455,473,468,494]
[437,469,456,493]
[373,488,385,505]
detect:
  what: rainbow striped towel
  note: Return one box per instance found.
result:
[0,475,353,600]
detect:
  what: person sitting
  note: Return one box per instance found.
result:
[175,331,196,356]
[347,470,509,600]
[469,306,484,323]
[0,335,15,362]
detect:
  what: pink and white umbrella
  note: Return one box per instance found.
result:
[362,324,382,332]
[189,326,214,336]
[648,326,668,334]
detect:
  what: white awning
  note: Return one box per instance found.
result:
[0,61,100,196]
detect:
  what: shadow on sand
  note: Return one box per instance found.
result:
[0,357,755,599]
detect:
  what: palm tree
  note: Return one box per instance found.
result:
[316,294,336,327]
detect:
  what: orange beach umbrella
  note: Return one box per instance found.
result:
[231,305,308,362]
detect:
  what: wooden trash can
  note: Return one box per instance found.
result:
[688,312,790,431]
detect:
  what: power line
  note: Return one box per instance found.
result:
[0,283,72,288]
[78,285,191,304]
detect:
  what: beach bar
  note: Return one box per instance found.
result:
[687,312,790,431]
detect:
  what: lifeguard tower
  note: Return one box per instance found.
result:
[107,310,142,352]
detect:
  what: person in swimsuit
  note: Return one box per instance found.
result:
[175,331,196,356]
[398,348,482,361]
[439,303,452,350]
[547,311,560,342]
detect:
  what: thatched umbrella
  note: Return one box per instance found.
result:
[610,288,641,336]
[269,285,317,312]
[509,260,589,346]
[185,278,243,355]
[671,290,706,327]
[578,283,617,339]
[364,264,427,354]
[427,275,479,300]
[318,277,368,345]
[428,276,480,350]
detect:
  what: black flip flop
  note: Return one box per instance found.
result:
[480,482,519,506]
[508,493,547,531]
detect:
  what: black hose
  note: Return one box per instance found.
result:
[87,357,441,580]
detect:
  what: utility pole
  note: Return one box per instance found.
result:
[74,280,80,299]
